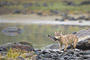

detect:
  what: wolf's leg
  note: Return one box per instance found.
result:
[59,43,62,52]
[73,39,78,49]
[64,44,68,52]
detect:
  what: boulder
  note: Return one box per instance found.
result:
[67,38,90,50]
[13,9,21,14]
[76,29,90,41]
[0,41,34,51]
[76,38,90,50]
[80,1,90,5]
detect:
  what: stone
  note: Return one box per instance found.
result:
[13,9,21,14]
[41,50,48,54]
[37,12,42,15]
[0,41,34,52]
[17,56,25,60]
[80,1,90,5]
[23,3,33,8]
[76,38,90,50]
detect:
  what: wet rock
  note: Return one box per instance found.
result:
[65,1,75,6]
[19,41,33,47]
[67,38,90,50]
[12,44,34,51]
[76,29,90,40]
[43,44,59,50]
[0,41,34,52]
[68,17,77,20]
[50,10,59,15]
[78,20,82,23]
[13,9,21,14]
[78,16,86,20]
[76,38,90,50]
[80,1,90,5]
[72,32,77,34]
[41,50,48,54]
[55,18,65,21]
[37,12,42,15]
[17,56,25,60]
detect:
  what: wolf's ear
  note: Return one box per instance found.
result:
[55,32,56,35]
[60,30,62,35]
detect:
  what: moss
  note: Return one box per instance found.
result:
[19,40,33,47]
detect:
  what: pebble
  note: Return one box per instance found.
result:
[34,49,90,60]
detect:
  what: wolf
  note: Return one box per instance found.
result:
[48,31,78,52]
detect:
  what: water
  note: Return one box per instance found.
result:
[0,20,90,49]
[0,19,90,26]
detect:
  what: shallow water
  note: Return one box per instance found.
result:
[0,20,90,49]
[0,19,90,26]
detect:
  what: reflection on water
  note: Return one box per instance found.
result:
[0,23,90,48]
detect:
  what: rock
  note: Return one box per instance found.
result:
[35,3,41,7]
[13,9,21,14]
[43,3,48,7]
[0,1,7,7]
[72,32,77,34]
[80,1,90,5]
[76,29,90,41]
[55,18,65,21]
[50,10,59,15]
[0,41,34,52]
[34,49,90,60]
[37,12,42,15]
[78,16,86,20]
[76,38,90,50]
[16,56,25,60]
[65,1,75,6]
[43,44,59,50]
[23,3,33,8]
[12,44,34,51]
[67,38,90,50]
[19,41,33,47]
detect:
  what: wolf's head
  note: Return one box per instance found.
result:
[48,30,62,41]
[54,30,62,40]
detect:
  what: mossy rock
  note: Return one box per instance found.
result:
[19,40,33,47]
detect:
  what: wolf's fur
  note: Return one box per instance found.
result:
[48,31,78,52]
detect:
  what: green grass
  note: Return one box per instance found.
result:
[0,0,90,13]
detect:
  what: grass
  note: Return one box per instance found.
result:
[0,0,90,13]
[0,48,36,59]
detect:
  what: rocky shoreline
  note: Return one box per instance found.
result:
[34,49,90,60]
[0,38,90,60]
[0,29,90,60]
